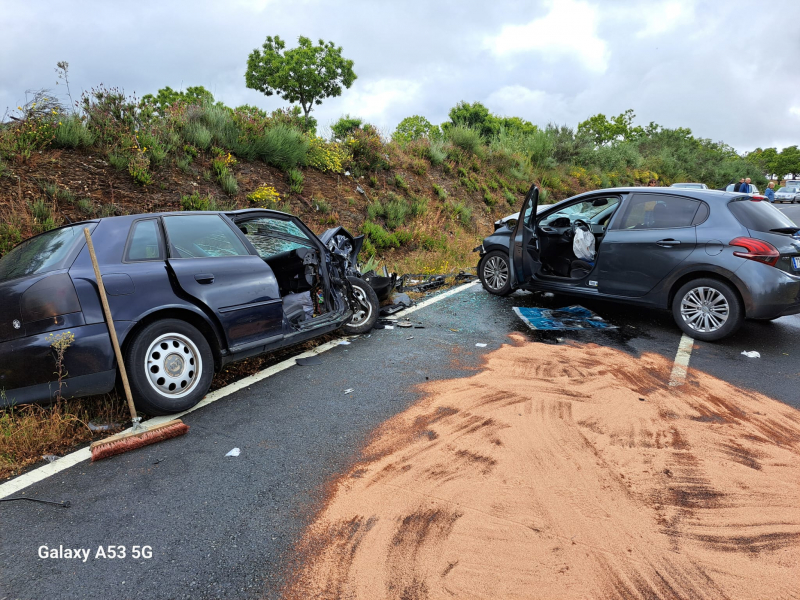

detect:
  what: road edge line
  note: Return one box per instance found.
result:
[669,333,694,386]
[0,279,481,499]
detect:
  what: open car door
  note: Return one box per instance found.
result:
[510,185,541,286]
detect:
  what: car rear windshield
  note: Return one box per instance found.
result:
[727,198,798,233]
[0,224,95,282]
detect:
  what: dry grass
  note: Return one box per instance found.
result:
[0,394,128,480]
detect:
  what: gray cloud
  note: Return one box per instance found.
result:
[1,0,797,151]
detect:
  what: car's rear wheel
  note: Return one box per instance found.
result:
[342,277,379,335]
[479,250,513,296]
[125,319,214,415]
[672,278,743,341]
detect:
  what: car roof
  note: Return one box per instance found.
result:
[566,186,740,202]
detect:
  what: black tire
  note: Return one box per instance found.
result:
[125,318,214,416]
[671,278,743,341]
[479,250,513,296]
[342,276,379,335]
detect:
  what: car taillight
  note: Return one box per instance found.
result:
[750,195,767,201]
[730,237,780,266]
[20,273,82,322]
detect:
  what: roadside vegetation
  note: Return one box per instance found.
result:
[0,48,796,479]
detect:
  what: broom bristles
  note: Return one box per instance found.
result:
[91,421,189,462]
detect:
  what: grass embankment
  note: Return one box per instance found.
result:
[0,87,769,480]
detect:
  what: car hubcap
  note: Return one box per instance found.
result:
[680,286,729,333]
[484,256,509,290]
[144,333,202,398]
[349,286,372,326]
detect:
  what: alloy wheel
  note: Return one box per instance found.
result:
[349,286,373,326]
[679,286,730,333]
[144,332,203,398]
[484,255,509,291]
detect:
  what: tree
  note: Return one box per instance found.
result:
[141,85,216,113]
[330,114,363,141]
[246,35,356,126]
[577,109,644,146]
[392,115,440,143]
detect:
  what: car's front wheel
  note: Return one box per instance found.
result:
[672,278,743,341]
[125,318,214,415]
[479,250,513,296]
[342,277,379,335]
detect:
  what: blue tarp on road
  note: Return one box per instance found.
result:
[513,305,616,330]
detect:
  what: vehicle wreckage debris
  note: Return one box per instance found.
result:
[741,351,761,358]
[225,448,241,457]
[0,497,71,508]
[475,343,487,348]
[513,305,617,331]
[296,356,324,366]
[344,389,354,395]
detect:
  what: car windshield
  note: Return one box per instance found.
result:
[542,198,620,225]
[728,198,798,233]
[0,224,95,282]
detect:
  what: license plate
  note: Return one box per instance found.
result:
[792,257,800,270]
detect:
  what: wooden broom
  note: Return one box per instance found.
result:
[83,228,188,461]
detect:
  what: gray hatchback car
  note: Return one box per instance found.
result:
[476,185,800,341]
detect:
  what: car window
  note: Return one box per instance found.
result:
[0,224,96,282]
[540,197,620,227]
[124,219,164,261]
[728,198,798,233]
[238,217,313,259]
[617,194,701,230]
[163,215,250,258]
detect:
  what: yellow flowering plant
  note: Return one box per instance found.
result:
[247,185,281,207]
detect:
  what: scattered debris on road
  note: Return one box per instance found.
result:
[296,356,324,366]
[741,351,761,358]
[475,343,487,348]
[513,305,616,330]
[344,389,354,395]
[225,448,240,457]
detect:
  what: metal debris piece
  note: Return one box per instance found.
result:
[225,448,241,457]
[344,388,354,395]
[296,356,323,366]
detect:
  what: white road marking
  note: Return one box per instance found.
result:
[669,333,695,386]
[0,280,480,499]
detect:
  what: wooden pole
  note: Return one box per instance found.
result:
[83,228,138,424]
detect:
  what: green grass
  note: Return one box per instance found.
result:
[76,198,95,216]
[53,115,96,149]
[447,199,472,227]
[503,189,516,205]
[447,125,483,157]
[0,218,23,256]
[410,195,428,218]
[384,194,410,229]
[181,191,217,211]
[288,168,304,194]
[176,155,192,173]
[29,198,52,223]
[313,198,332,214]
[393,173,408,191]
[108,153,128,170]
[367,200,385,221]
[361,221,399,249]
[220,172,239,196]
[432,183,447,199]
[182,122,212,150]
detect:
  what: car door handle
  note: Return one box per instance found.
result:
[194,273,215,284]
[656,239,681,247]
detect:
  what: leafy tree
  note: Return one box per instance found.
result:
[776,146,800,179]
[330,114,363,141]
[246,35,357,126]
[142,86,215,112]
[578,109,645,146]
[445,101,537,139]
[392,115,440,143]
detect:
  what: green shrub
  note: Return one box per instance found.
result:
[360,237,376,258]
[432,183,447,199]
[77,198,95,215]
[483,191,496,207]
[410,195,428,217]
[176,155,191,172]
[367,200,385,221]
[395,230,413,245]
[385,194,410,229]
[331,115,363,141]
[427,138,448,166]
[288,168,304,194]
[447,125,483,157]
[53,115,95,148]
[447,200,472,227]
[29,199,52,223]
[0,219,23,256]
[99,204,119,217]
[105,152,127,170]
[128,152,152,185]
[393,173,408,191]
[313,198,331,213]
[441,161,453,175]
[276,200,295,215]
[252,124,309,171]
[182,122,212,150]
[410,159,427,176]
[503,189,516,205]
[392,115,439,143]
[181,191,217,211]
[369,175,378,187]
[361,221,399,249]
[421,234,446,251]
[220,172,239,196]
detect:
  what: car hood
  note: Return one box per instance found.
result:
[319,226,365,272]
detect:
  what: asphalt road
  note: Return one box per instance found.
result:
[3,227,800,599]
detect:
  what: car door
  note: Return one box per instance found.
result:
[597,193,703,297]
[510,185,540,285]
[162,214,283,350]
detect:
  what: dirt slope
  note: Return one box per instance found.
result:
[282,335,800,599]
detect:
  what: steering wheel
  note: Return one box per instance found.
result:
[571,219,590,237]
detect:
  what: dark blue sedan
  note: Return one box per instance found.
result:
[0,210,379,414]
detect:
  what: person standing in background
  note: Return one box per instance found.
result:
[734,178,745,192]
[765,181,776,203]
[742,177,752,193]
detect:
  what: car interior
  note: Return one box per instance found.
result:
[534,197,621,280]
[237,218,326,327]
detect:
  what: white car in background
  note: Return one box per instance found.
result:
[725,183,761,195]
[670,182,708,189]
[774,186,800,203]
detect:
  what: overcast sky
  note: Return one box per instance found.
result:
[1,0,797,152]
